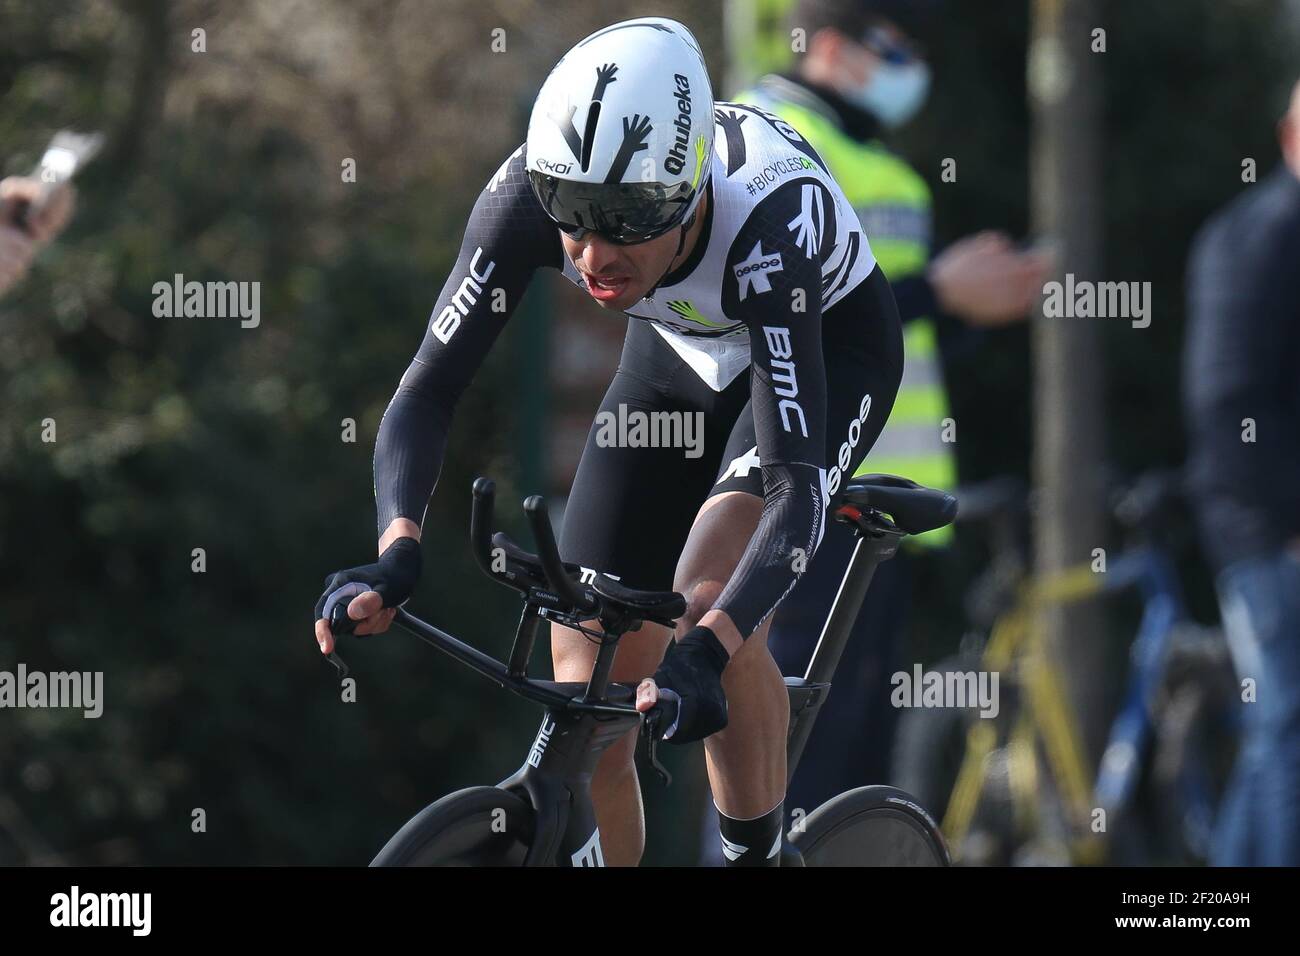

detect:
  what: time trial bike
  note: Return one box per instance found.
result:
[327,474,957,866]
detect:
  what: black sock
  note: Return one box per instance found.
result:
[718,801,784,867]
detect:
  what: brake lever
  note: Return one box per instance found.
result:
[324,603,358,682]
[324,649,350,682]
[637,711,673,787]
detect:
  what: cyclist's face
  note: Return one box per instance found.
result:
[561,227,682,310]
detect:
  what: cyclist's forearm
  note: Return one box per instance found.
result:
[373,381,452,537]
[711,461,826,640]
[380,518,421,552]
[719,255,828,640]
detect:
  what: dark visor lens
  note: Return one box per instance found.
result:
[528,171,694,245]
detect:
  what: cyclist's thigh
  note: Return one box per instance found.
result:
[555,321,747,681]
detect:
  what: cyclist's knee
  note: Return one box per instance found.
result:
[675,492,763,630]
[678,578,725,631]
[675,580,781,668]
[594,725,639,780]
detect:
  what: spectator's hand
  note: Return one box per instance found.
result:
[0,176,77,243]
[0,177,76,298]
[928,230,1054,327]
[0,224,37,296]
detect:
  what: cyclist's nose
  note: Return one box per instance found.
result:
[580,234,624,275]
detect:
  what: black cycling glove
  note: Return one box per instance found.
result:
[315,537,423,631]
[652,625,730,744]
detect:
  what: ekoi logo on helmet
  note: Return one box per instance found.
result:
[535,158,574,174]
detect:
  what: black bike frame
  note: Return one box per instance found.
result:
[389,507,905,866]
[784,517,903,785]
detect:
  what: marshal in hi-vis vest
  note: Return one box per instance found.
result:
[738,81,956,546]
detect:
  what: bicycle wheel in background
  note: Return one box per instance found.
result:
[370,786,535,866]
[889,654,983,819]
[789,785,950,865]
[1150,626,1240,862]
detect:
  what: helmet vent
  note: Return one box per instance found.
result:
[580,102,600,172]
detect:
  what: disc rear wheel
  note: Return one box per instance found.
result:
[789,785,950,866]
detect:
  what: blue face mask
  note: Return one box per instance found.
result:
[847,57,931,129]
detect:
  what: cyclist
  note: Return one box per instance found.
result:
[313,16,903,867]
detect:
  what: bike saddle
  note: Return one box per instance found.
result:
[837,474,959,536]
[590,574,687,623]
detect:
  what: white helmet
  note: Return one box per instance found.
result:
[525,17,714,244]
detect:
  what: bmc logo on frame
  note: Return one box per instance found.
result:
[527,714,557,768]
[430,247,495,344]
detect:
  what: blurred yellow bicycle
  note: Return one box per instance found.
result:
[893,473,1237,865]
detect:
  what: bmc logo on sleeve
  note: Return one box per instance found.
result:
[430,247,496,344]
[761,326,806,438]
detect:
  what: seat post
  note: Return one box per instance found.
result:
[804,530,899,685]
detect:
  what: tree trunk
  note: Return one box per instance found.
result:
[1027,0,1110,784]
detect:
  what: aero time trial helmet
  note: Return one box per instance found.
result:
[525,17,714,245]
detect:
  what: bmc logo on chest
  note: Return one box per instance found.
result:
[431,247,496,344]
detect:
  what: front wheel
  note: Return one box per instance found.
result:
[370,786,535,866]
[789,785,950,866]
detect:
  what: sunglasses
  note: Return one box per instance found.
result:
[529,171,695,246]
